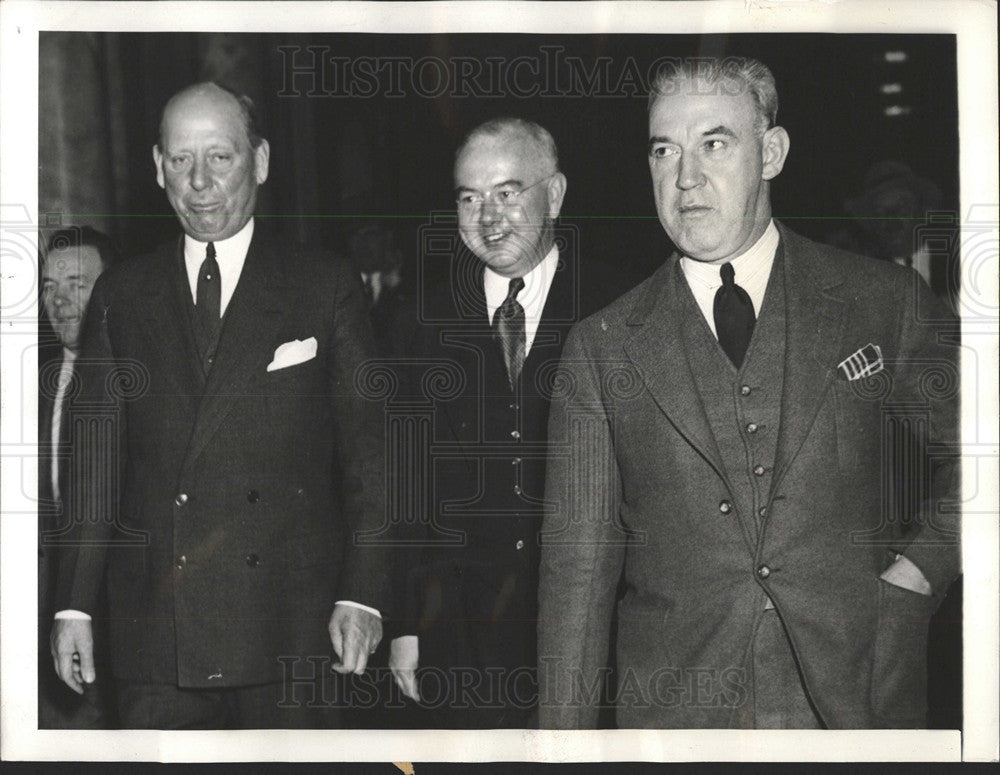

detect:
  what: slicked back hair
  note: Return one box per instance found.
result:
[648,57,779,136]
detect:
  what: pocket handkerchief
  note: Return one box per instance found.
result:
[838,343,883,381]
[267,337,318,372]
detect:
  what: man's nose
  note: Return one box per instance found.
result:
[676,152,705,190]
[478,198,502,225]
[189,158,210,191]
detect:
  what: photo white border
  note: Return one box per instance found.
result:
[2,0,996,763]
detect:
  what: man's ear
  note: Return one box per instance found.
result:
[152,145,166,190]
[254,139,270,185]
[761,126,790,182]
[547,172,567,219]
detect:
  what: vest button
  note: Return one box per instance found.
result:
[740,385,752,396]
[753,465,766,476]
[758,506,768,518]
[246,554,260,567]
[247,489,260,503]
[756,564,771,579]
[515,540,525,551]
[509,403,519,411]
[512,457,522,466]
[719,500,732,514]
[175,493,188,507]
[175,555,187,569]
[514,484,522,495]
[510,430,521,440]
[746,422,759,434]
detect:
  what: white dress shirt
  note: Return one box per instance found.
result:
[680,220,779,338]
[483,244,559,356]
[57,217,379,621]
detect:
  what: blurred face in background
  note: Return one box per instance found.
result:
[154,84,269,243]
[42,245,105,350]
[454,130,566,278]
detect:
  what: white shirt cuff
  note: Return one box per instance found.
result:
[335,600,381,619]
[54,609,92,620]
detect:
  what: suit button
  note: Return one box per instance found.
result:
[756,564,771,579]
[719,500,732,514]
[246,554,260,567]
[758,506,768,518]
[509,403,519,411]
[746,423,759,434]
[247,490,260,503]
[512,457,522,466]
[175,555,187,569]
[513,484,522,495]
[753,465,765,477]
[740,385,752,396]
[515,540,525,550]
[175,493,188,507]
[510,430,521,440]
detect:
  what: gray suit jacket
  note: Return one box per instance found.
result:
[538,224,960,728]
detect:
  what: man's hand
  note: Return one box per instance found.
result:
[50,618,95,695]
[389,635,421,702]
[329,603,382,675]
[880,554,933,596]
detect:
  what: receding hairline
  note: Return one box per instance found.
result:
[455,118,559,174]
[157,81,263,150]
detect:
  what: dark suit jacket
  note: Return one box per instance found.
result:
[55,225,389,689]
[395,248,636,722]
[538,224,960,729]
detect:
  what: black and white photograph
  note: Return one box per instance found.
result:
[1,0,996,767]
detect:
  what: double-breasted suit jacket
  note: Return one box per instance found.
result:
[396,249,633,724]
[538,224,960,729]
[55,227,389,689]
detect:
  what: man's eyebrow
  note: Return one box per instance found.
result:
[454,179,526,195]
[648,135,672,147]
[702,125,738,139]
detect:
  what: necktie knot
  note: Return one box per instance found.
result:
[720,262,735,287]
[507,277,525,302]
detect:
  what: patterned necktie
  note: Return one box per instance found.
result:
[196,242,221,360]
[713,262,756,369]
[493,277,526,388]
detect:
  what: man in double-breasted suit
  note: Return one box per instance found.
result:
[538,57,960,729]
[388,118,635,728]
[50,82,389,728]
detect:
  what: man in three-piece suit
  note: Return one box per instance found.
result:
[538,57,960,729]
[388,118,635,727]
[50,82,389,728]
[39,227,120,728]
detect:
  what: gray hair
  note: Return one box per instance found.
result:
[456,117,559,172]
[648,57,778,136]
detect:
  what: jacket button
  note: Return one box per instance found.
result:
[175,555,187,569]
[513,484,522,495]
[746,423,759,434]
[245,554,260,567]
[740,385,752,396]
[512,457,521,466]
[175,493,188,507]
[510,430,521,440]
[719,500,732,514]
[758,506,768,518]
[247,490,260,503]
[509,403,519,411]
[757,564,771,579]
[753,465,766,477]
[515,540,525,550]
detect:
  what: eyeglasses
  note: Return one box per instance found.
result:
[455,174,555,212]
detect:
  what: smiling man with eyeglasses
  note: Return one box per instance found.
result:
[386,117,635,728]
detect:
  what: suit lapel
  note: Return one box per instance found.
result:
[770,226,847,496]
[142,237,205,398]
[180,231,286,477]
[623,258,726,479]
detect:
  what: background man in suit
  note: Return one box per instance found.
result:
[49,82,389,728]
[538,57,959,729]
[39,226,120,727]
[388,118,633,728]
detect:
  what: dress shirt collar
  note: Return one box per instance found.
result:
[483,244,560,356]
[183,218,255,316]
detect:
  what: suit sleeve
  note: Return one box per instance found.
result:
[538,324,626,729]
[888,269,962,595]
[54,272,122,615]
[327,261,392,614]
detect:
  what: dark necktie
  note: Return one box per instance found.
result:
[196,242,221,360]
[493,277,526,388]
[713,262,756,369]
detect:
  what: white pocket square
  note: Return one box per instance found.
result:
[838,343,883,381]
[267,337,318,372]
